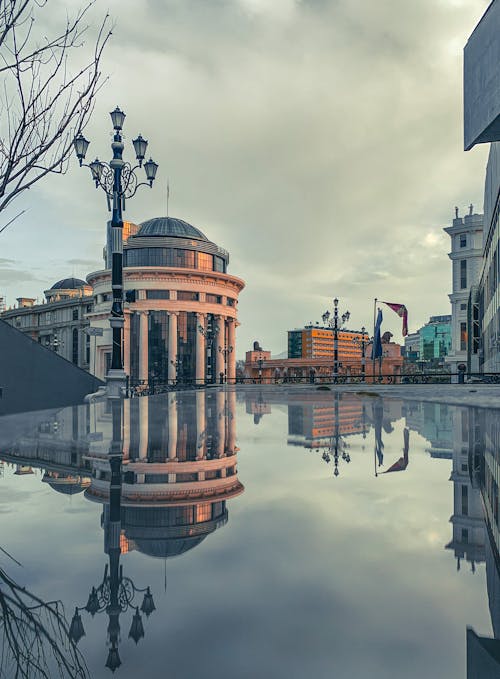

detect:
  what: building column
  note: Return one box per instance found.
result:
[216,390,225,457]
[123,312,131,377]
[196,313,206,386]
[139,397,149,460]
[167,393,178,462]
[196,390,206,459]
[215,316,225,382]
[168,312,178,384]
[227,389,237,454]
[139,311,149,383]
[227,319,236,384]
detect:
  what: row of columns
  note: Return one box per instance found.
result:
[128,310,237,384]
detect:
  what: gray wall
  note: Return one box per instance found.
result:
[0,319,103,415]
[464,0,500,150]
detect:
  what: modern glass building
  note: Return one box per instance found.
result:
[418,315,452,366]
[87,216,245,385]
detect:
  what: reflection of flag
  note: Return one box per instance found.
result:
[373,399,384,467]
[382,301,408,336]
[371,309,383,360]
[382,427,410,474]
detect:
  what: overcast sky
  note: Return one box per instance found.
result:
[0,0,492,357]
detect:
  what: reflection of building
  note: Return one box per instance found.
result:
[1,278,93,369]
[443,208,483,376]
[87,217,245,384]
[405,402,453,459]
[85,391,243,559]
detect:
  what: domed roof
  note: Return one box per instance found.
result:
[137,216,208,241]
[50,277,88,290]
[132,536,206,559]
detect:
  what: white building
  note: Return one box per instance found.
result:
[443,206,483,375]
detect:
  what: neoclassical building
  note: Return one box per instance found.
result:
[87,216,245,385]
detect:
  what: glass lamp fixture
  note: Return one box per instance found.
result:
[105,647,122,672]
[144,158,159,186]
[89,158,104,186]
[141,587,156,617]
[128,607,145,644]
[73,133,90,165]
[69,608,85,644]
[110,106,126,130]
[132,134,148,166]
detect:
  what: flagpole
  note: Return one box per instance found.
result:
[372,298,377,383]
[167,178,170,217]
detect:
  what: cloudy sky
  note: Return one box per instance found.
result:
[0,0,492,356]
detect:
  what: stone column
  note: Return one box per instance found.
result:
[168,312,178,384]
[227,319,236,384]
[138,311,149,383]
[123,312,131,377]
[216,390,225,457]
[227,389,236,454]
[196,313,206,386]
[215,316,225,383]
[196,390,206,459]
[139,397,149,460]
[167,393,178,462]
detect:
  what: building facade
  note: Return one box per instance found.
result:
[443,207,484,375]
[1,278,93,369]
[288,325,369,361]
[88,216,244,384]
[418,315,452,367]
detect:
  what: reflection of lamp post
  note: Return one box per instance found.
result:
[69,399,155,670]
[321,394,350,477]
[170,355,182,384]
[322,298,350,382]
[257,358,264,383]
[73,107,158,397]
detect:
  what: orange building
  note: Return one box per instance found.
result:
[288,326,369,361]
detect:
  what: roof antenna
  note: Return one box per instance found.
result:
[167,179,170,218]
[469,203,473,216]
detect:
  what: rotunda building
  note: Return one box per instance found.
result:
[87,216,245,384]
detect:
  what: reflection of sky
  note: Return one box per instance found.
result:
[0,395,494,678]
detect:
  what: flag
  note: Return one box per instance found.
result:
[371,308,383,360]
[382,301,408,336]
[373,399,384,468]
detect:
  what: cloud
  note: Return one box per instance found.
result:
[0,0,492,351]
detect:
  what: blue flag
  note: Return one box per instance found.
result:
[371,308,383,359]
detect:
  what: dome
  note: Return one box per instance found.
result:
[50,277,88,290]
[137,216,208,241]
[132,536,207,559]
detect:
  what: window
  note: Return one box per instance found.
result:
[460,322,467,351]
[460,303,467,311]
[86,304,93,313]
[198,252,213,271]
[146,290,170,299]
[226,297,235,307]
[206,294,222,304]
[72,308,79,320]
[460,260,467,289]
[177,291,199,301]
[459,234,466,248]
[461,485,468,516]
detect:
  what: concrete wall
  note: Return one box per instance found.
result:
[464,0,500,150]
[0,319,103,415]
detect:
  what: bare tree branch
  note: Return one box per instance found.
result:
[0,0,112,219]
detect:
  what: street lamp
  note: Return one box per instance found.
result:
[198,321,220,384]
[73,107,158,398]
[353,327,370,382]
[218,344,234,383]
[321,394,350,477]
[322,297,350,382]
[257,357,263,383]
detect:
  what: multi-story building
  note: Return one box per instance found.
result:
[287,325,369,362]
[1,278,93,369]
[88,216,244,384]
[417,315,452,367]
[443,207,484,375]
[403,332,420,362]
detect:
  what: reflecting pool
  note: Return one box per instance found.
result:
[0,388,499,678]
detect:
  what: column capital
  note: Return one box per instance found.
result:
[196,312,206,321]
[137,309,149,316]
[167,311,179,318]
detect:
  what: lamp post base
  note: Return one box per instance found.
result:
[106,369,128,399]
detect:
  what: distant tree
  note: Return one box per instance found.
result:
[0,0,111,229]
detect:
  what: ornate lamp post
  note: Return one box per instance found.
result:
[353,327,369,381]
[198,321,220,384]
[218,344,234,383]
[73,107,158,398]
[322,298,350,382]
[321,394,350,477]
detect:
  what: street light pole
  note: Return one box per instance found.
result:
[322,297,350,383]
[74,107,158,398]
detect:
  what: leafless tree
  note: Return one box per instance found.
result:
[0,565,89,678]
[0,0,111,222]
